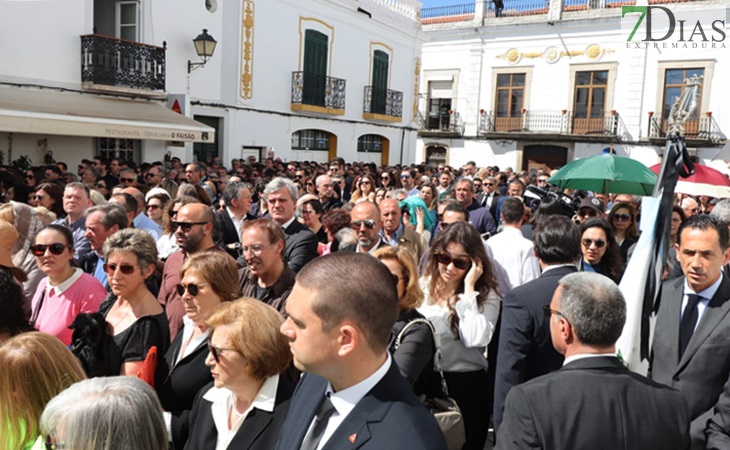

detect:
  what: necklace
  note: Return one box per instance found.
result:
[110,308,132,330]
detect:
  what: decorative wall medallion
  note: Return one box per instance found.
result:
[585,43,601,60]
[544,46,560,63]
[506,48,521,65]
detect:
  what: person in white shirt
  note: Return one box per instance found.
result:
[418,222,502,450]
[486,197,540,289]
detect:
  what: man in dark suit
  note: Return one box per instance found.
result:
[497,272,690,450]
[492,215,580,434]
[475,176,500,222]
[650,214,730,449]
[276,253,447,450]
[453,177,496,235]
[264,177,318,272]
[214,181,254,259]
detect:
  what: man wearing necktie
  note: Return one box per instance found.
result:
[275,253,446,450]
[650,214,730,449]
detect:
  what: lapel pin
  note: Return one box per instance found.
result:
[348,434,357,443]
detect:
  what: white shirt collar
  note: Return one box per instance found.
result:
[176,316,211,363]
[683,274,723,300]
[325,353,391,416]
[281,216,296,230]
[563,352,616,366]
[46,268,83,296]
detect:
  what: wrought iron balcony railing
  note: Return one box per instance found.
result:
[418,109,465,136]
[478,110,622,137]
[363,86,403,119]
[80,34,165,91]
[648,113,726,145]
[291,72,346,111]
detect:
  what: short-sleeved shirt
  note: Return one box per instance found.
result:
[98,295,170,375]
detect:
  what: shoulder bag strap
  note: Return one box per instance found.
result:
[29,286,47,327]
[394,318,452,399]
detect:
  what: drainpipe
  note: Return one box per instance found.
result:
[399,127,406,165]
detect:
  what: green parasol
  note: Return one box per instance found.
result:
[547,154,657,195]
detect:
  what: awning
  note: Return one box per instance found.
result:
[0,87,214,143]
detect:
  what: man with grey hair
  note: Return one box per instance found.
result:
[83,202,128,287]
[53,182,93,267]
[265,177,318,272]
[215,181,254,258]
[316,174,342,212]
[497,272,689,449]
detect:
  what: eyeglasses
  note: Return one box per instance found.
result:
[173,221,209,232]
[538,178,549,183]
[144,172,158,178]
[474,184,483,189]
[434,252,472,271]
[400,174,411,179]
[612,213,631,222]
[176,282,207,297]
[240,243,275,255]
[208,342,239,363]
[578,209,598,218]
[103,263,138,275]
[484,182,494,186]
[360,180,371,185]
[95,182,107,188]
[147,204,161,210]
[581,238,606,248]
[381,176,390,180]
[542,305,572,326]
[45,435,65,450]
[300,209,312,215]
[30,243,69,256]
[34,195,47,201]
[306,182,314,187]
[351,219,376,229]
[25,174,35,179]
[121,177,135,183]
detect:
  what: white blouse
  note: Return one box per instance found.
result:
[417,277,501,372]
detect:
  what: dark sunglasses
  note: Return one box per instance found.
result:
[208,342,238,363]
[147,204,161,210]
[578,209,598,218]
[400,174,411,179]
[581,238,606,248]
[121,177,136,183]
[484,182,494,186]
[103,263,138,275]
[612,213,631,222]
[25,174,35,179]
[173,221,208,232]
[30,243,69,256]
[351,219,377,229]
[306,182,314,187]
[434,252,471,271]
[542,305,571,326]
[144,172,157,178]
[176,282,206,297]
[381,175,390,179]
[95,182,107,188]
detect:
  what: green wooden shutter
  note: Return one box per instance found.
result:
[303,30,328,107]
[371,50,389,114]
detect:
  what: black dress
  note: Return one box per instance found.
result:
[98,295,170,377]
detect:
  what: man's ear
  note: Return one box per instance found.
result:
[336,323,359,358]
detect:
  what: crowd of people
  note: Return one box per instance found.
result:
[1,155,730,450]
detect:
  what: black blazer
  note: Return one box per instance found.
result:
[282,220,318,273]
[492,265,575,433]
[650,274,730,449]
[273,361,447,450]
[157,331,213,449]
[497,356,690,450]
[476,191,500,222]
[182,375,296,450]
[215,210,255,259]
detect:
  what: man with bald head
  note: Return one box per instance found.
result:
[339,201,388,253]
[121,187,162,239]
[379,198,426,262]
[316,174,342,211]
[157,202,233,339]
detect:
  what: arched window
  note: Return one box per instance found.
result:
[357,135,383,153]
[292,129,330,151]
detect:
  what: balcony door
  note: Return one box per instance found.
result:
[371,51,389,115]
[303,30,328,107]
[573,70,607,134]
[116,1,140,41]
[495,73,525,132]
[427,80,452,130]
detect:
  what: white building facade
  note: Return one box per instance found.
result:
[417,0,728,171]
[0,0,422,169]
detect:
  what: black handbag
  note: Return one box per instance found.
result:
[395,318,466,450]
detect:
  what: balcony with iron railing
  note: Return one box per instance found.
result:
[419,0,710,25]
[478,109,623,141]
[363,86,403,122]
[417,110,465,137]
[80,34,166,93]
[648,112,726,146]
[291,71,346,115]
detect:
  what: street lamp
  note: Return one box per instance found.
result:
[188,29,217,73]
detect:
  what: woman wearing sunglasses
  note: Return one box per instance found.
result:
[97,228,170,377]
[350,174,376,204]
[158,251,241,450]
[578,217,624,284]
[178,298,295,450]
[417,222,501,450]
[0,332,86,450]
[146,192,170,229]
[34,183,65,220]
[608,202,639,265]
[29,225,107,346]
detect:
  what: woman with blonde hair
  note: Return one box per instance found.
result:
[0,332,86,450]
[158,251,241,449]
[374,246,435,390]
[177,298,295,450]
